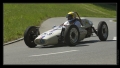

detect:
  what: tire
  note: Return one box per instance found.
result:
[97,21,108,41]
[24,26,40,48]
[64,25,80,46]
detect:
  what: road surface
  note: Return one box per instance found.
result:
[3,17,117,65]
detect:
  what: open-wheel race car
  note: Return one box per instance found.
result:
[24,12,109,48]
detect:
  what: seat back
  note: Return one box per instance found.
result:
[76,18,83,26]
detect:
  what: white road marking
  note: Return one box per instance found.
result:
[109,20,113,22]
[113,37,116,40]
[29,50,79,57]
[109,20,116,23]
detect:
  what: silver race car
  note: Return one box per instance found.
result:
[24,12,109,48]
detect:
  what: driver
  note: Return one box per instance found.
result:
[62,11,81,29]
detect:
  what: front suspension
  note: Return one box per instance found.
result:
[92,27,98,36]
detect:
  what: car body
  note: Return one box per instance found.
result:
[34,18,92,45]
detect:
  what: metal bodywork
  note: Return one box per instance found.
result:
[34,18,93,46]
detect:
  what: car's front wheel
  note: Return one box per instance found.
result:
[24,26,40,48]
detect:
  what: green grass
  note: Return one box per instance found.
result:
[3,3,116,43]
[113,20,116,22]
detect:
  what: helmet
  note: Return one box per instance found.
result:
[66,11,76,22]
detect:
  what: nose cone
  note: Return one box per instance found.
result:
[34,38,47,45]
[34,34,46,45]
[34,34,58,45]
[34,27,62,45]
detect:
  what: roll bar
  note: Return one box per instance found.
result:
[74,12,80,19]
[74,12,83,26]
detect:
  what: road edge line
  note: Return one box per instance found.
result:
[3,37,24,46]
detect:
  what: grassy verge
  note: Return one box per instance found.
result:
[3,3,116,43]
[113,20,116,22]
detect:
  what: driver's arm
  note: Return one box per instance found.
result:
[62,21,70,28]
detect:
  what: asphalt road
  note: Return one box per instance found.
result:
[3,17,117,65]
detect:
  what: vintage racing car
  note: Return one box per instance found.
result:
[24,12,109,48]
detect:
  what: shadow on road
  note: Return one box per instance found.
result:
[35,40,116,48]
[79,40,116,44]
[36,44,89,48]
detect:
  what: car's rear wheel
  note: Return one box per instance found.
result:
[97,21,108,41]
[64,25,80,46]
[24,26,40,48]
